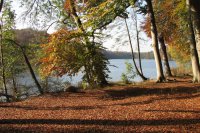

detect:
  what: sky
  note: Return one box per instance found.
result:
[11,1,153,52]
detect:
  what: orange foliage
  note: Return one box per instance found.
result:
[142,0,190,62]
[142,1,179,43]
[40,29,85,77]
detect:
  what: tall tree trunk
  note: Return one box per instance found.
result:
[186,0,200,82]
[146,0,165,82]
[125,18,148,81]
[0,19,9,102]
[190,0,200,58]
[132,9,143,74]
[158,34,172,77]
[0,41,9,102]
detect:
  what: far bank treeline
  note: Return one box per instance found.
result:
[16,29,156,60]
[0,0,200,102]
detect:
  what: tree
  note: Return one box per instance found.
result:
[131,8,144,75]
[20,0,109,87]
[6,39,44,94]
[124,17,147,80]
[64,0,109,86]
[0,0,15,102]
[145,0,165,82]
[146,0,200,82]
[0,17,9,102]
[85,0,166,82]
[189,0,200,57]
[142,0,190,75]
[158,33,172,77]
[186,0,200,82]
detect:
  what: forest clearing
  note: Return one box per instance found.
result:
[0,76,200,132]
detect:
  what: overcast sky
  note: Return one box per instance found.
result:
[11,1,153,52]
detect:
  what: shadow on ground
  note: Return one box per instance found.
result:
[103,83,200,100]
[0,118,200,126]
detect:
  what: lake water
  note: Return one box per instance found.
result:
[62,59,177,84]
[0,59,177,101]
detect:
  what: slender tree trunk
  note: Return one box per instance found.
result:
[21,49,44,94]
[133,9,143,74]
[125,18,148,81]
[158,34,172,77]
[146,0,165,82]
[0,42,9,102]
[0,19,9,102]
[186,0,200,82]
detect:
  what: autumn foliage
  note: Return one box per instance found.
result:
[40,29,86,77]
[142,0,190,63]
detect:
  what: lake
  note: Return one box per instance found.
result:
[62,59,177,84]
[1,59,177,100]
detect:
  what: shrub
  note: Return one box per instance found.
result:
[121,61,137,84]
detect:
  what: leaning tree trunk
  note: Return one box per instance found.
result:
[190,0,200,58]
[125,18,148,81]
[158,34,172,77]
[146,0,165,82]
[133,9,144,74]
[186,0,200,82]
[21,49,44,94]
[5,39,44,94]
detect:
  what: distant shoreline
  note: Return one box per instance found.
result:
[103,50,173,60]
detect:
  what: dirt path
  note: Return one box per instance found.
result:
[0,77,200,132]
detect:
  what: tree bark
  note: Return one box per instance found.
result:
[158,34,172,77]
[186,0,200,82]
[0,41,9,102]
[190,0,200,58]
[0,18,9,102]
[146,0,165,82]
[21,49,44,94]
[125,18,148,81]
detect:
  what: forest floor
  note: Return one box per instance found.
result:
[0,76,200,132]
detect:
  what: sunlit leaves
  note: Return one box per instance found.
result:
[84,0,130,30]
[0,1,24,80]
[40,29,86,77]
[142,0,190,63]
